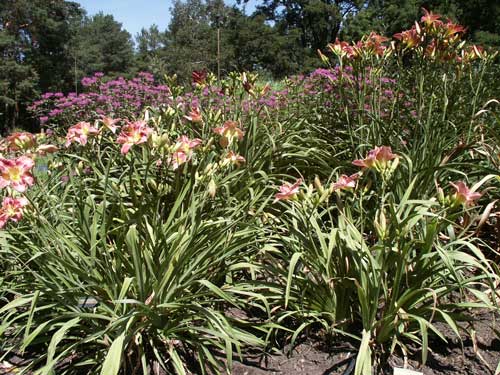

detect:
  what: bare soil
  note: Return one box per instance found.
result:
[231,313,500,375]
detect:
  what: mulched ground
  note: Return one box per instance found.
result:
[231,312,500,375]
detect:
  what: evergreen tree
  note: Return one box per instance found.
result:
[71,13,134,77]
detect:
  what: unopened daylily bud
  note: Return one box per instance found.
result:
[374,210,387,240]
[314,176,324,194]
[318,189,331,204]
[437,187,445,204]
[208,178,217,198]
[147,178,158,191]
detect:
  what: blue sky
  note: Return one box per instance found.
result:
[76,0,172,37]
[76,0,258,38]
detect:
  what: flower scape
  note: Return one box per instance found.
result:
[0,9,500,375]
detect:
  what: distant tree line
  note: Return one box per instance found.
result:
[1,0,499,131]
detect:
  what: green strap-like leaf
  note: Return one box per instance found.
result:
[100,333,126,375]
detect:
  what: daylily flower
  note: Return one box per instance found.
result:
[184,106,203,123]
[65,122,99,147]
[213,120,245,147]
[275,178,302,202]
[0,156,35,192]
[328,39,358,59]
[0,196,29,229]
[421,8,441,27]
[192,70,207,85]
[170,151,189,170]
[394,27,422,49]
[332,173,359,191]
[169,135,202,170]
[364,32,389,56]
[222,151,246,167]
[7,132,36,151]
[101,116,120,133]
[352,146,398,171]
[116,120,153,154]
[450,181,482,206]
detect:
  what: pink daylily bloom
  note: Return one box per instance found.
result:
[101,116,120,133]
[0,196,29,229]
[450,181,482,206]
[0,156,35,192]
[184,107,203,123]
[7,132,36,151]
[169,135,202,170]
[116,120,153,154]
[352,146,397,170]
[332,173,359,191]
[213,120,245,148]
[170,151,189,170]
[223,151,246,167]
[275,178,302,201]
[65,122,100,147]
[175,135,202,152]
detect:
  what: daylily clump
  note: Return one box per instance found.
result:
[0,156,35,193]
[116,120,153,154]
[65,122,100,147]
[0,196,29,229]
[275,179,302,202]
[213,120,245,148]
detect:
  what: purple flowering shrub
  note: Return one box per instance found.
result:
[30,67,410,133]
[29,72,171,129]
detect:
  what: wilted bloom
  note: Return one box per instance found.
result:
[275,178,302,202]
[222,151,246,167]
[36,144,59,155]
[0,196,29,229]
[450,181,482,206]
[116,120,153,154]
[7,132,36,151]
[65,122,100,147]
[332,173,359,191]
[184,106,203,123]
[0,156,35,192]
[213,120,245,147]
[170,135,202,170]
[101,116,120,133]
[352,146,398,171]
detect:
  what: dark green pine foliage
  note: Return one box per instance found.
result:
[71,13,134,77]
